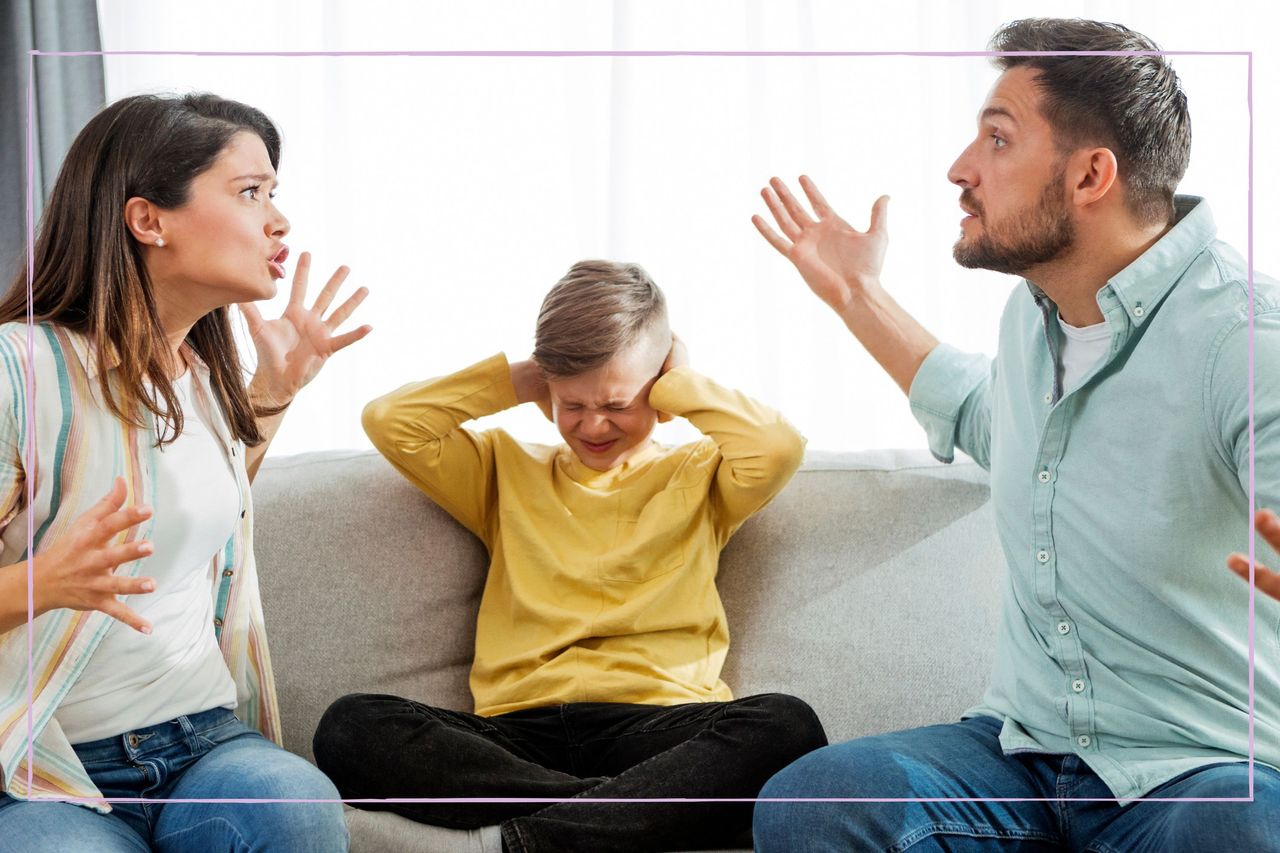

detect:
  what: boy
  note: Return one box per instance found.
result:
[314,261,826,852]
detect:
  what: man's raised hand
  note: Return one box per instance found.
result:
[752,176,889,317]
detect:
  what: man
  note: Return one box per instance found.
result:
[751,17,1280,851]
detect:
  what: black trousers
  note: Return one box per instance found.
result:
[312,692,828,853]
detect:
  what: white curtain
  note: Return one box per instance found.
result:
[94,0,1276,457]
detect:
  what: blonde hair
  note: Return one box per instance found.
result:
[533,260,668,380]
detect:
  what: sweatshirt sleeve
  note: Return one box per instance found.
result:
[362,353,519,543]
[647,367,805,543]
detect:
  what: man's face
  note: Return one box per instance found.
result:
[948,66,1076,275]
[548,341,664,472]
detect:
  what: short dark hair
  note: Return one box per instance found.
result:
[534,260,668,380]
[990,18,1191,225]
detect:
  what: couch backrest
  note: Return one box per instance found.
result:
[254,449,1004,761]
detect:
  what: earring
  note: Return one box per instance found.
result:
[155,238,166,248]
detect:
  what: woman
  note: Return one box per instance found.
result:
[0,93,367,851]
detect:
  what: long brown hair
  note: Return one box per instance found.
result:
[0,92,284,446]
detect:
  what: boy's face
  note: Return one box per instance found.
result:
[548,341,664,472]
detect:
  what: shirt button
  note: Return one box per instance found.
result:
[213,617,223,627]
[1044,392,1053,404]
[1072,679,1086,693]
[223,569,234,578]
[240,509,246,519]
[1038,470,1051,483]
[1133,305,1145,318]
[1057,621,1071,635]
[1037,550,1050,563]
[1077,734,1092,748]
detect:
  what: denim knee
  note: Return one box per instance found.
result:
[0,800,149,853]
[753,738,900,853]
[253,751,348,851]
[155,749,348,853]
[1157,764,1280,850]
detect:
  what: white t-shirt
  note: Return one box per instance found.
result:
[57,371,240,743]
[1058,314,1111,393]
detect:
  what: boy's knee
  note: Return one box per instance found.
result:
[740,693,829,758]
[312,693,385,773]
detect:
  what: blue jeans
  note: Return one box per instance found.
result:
[0,707,348,852]
[754,716,1280,852]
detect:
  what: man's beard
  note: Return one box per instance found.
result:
[953,165,1075,275]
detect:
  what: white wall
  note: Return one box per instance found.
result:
[91,0,1278,456]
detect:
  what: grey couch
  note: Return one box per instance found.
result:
[253,448,1004,852]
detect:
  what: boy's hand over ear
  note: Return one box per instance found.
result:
[511,358,554,422]
[656,334,689,423]
[661,333,689,376]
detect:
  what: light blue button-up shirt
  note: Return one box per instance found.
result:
[909,196,1280,799]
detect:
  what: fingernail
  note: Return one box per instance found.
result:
[140,625,152,635]
[141,580,155,591]
[139,543,153,555]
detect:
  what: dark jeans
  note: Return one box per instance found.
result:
[313,691,827,852]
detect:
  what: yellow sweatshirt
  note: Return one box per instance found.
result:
[362,353,804,716]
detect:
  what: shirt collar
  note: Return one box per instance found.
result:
[1025,195,1216,328]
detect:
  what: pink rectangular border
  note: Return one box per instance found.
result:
[22,47,1258,807]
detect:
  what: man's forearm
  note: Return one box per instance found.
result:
[837,281,940,396]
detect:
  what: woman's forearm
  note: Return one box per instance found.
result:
[246,405,289,483]
[0,558,47,636]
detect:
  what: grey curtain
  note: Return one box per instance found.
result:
[1,0,105,284]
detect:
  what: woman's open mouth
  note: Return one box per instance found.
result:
[267,244,290,279]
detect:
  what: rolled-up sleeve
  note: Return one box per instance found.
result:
[908,343,994,468]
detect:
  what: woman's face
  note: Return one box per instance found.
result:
[147,131,290,322]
